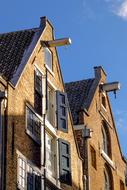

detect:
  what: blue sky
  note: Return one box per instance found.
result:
[0,0,127,156]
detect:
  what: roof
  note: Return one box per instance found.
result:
[0,28,37,80]
[65,79,94,124]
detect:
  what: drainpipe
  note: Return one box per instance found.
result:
[82,126,93,190]
[41,69,48,190]
[0,90,7,190]
[41,113,46,190]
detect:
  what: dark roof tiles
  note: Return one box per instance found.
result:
[0,29,36,80]
[65,79,94,124]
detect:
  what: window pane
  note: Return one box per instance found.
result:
[102,122,111,158]
[46,132,56,178]
[104,168,111,190]
[18,158,26,189]
[47,86,55,126]
[34,91,42,115]
[102,95,106,109]
[44,48,52,70]
[27,107,41,142]
[35,69,42,95]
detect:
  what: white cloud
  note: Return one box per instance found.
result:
[82,0,127,21]
[116,0,127,20]
[104,0,127,21]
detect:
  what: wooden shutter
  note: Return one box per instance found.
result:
[42,74,47,115]
[34,69,42,115]
[59,139,72,185]
[35,175,41,190]
[56,91,68,132]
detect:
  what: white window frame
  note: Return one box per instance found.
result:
[17,150,41,190]
[102,126,108,155]
[46,84,56,127]
[101,150,115,170]
[101,92,107,112]
[45,78,57,128]
[45,132,57,177]
[34,67,43,96]
[104,167,112,190]
[45,129,60,188]
[26,105,42,145]
[25,104,60,188]
[44,47,54,76]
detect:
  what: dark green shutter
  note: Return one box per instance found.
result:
[35,175,41,190]
[56,91,68,132]
[59,139,72,185]
[34,69,42,115]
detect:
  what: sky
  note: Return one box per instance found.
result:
[0,0,127,156]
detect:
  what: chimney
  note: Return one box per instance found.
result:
[94,66,107,82]
[39,16,47,29]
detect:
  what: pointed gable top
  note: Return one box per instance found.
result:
[0,17,48,85]
[65,78,94,124]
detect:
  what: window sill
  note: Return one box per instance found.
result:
[101,150,115,170]
[101,104,107,112]
[26,129,41,145]
[45,65,54,77]
[45,119,57,137]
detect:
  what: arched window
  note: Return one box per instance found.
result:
[102,121,111,158]
[104,165,113,190]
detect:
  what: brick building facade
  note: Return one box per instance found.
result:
[0,17,83,190]
[0,16,127,190]
[65,66,127,190]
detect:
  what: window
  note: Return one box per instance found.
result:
[104,166,113,190]
[102,94,106,109]
[26,106,41,144]
[59,139,72,185]
[102,121,111,158]
[17,156,41,190]
[18,157,26,189]
[56,91,68,132]
[120,180,125,190]
[44,47,52,71]
[47,85,55,126]
[46,132,57,179]
[90,146,96,169]
[27,165,34,190]
[34,68,42,115]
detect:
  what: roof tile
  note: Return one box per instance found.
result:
[65,79,94,124]
[0,29,37,80]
